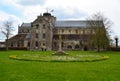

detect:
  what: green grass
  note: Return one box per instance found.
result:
[0,50,120,81]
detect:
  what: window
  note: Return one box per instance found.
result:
[43,43,45,46]
[31,24,33,27]
[17,40,22,47]
[43,24,45,29]
[43,33,46,39]
[69,30,71,33]
[54,42,57,47]
[11,42,13,47]
[35,33,38,38]
[28,29,29,33]
[62,29,64,33]
[36,24,39,29]
[17,42,20,47]
[62,42,64,47]
[27,42,30,47]
[76,30,78,34]
[67,45,72,49]
[35,41,38,47]
[21,29,24,33]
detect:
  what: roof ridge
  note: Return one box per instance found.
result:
[56,20,87,22]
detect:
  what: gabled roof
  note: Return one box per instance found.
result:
[55,21,87,28]
[9,34,27,40]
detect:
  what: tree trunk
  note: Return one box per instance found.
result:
[97,44,100,52]
[6,39,9,50]
[97,39,100,52]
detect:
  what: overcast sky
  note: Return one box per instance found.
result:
[0,0,120,44]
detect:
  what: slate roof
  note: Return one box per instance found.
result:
[21,23,31,27]
[9,34,27,40]
[55,21,87,27]
[21,21,102,28]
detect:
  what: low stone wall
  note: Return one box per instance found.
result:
[0,47,27,50]
[0,47,6,51]
[110,47,120,51]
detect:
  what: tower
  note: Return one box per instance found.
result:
[30,12,56,50]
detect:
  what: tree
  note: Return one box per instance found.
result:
[1,21,14,50]
[115,37,118,48]
[87,12,112,52]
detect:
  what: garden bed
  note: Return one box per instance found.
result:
[9,54,109,62]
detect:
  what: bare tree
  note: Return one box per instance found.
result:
[1,21,14,50]
[87,12,112,52]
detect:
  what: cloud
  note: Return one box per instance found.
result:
[16,0,46,6]
[21,5,45,22]
[0,11,22,41]
[0,0,120,44]
[52,8,87,20]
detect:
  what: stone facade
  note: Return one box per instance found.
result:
[8,34,28,48]
[30,13,56,50]
[8,12,102,51]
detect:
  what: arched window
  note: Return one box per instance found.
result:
[75,45,80,49]
[27,42,30,47]
[67,45,72,49]
[35,41,38,47]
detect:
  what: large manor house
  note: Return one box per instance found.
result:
[8,12,104,51]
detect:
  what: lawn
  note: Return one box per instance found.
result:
[0,50,120,81]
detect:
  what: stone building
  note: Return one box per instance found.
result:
[8,12,103,51]
[0,42,5,47]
